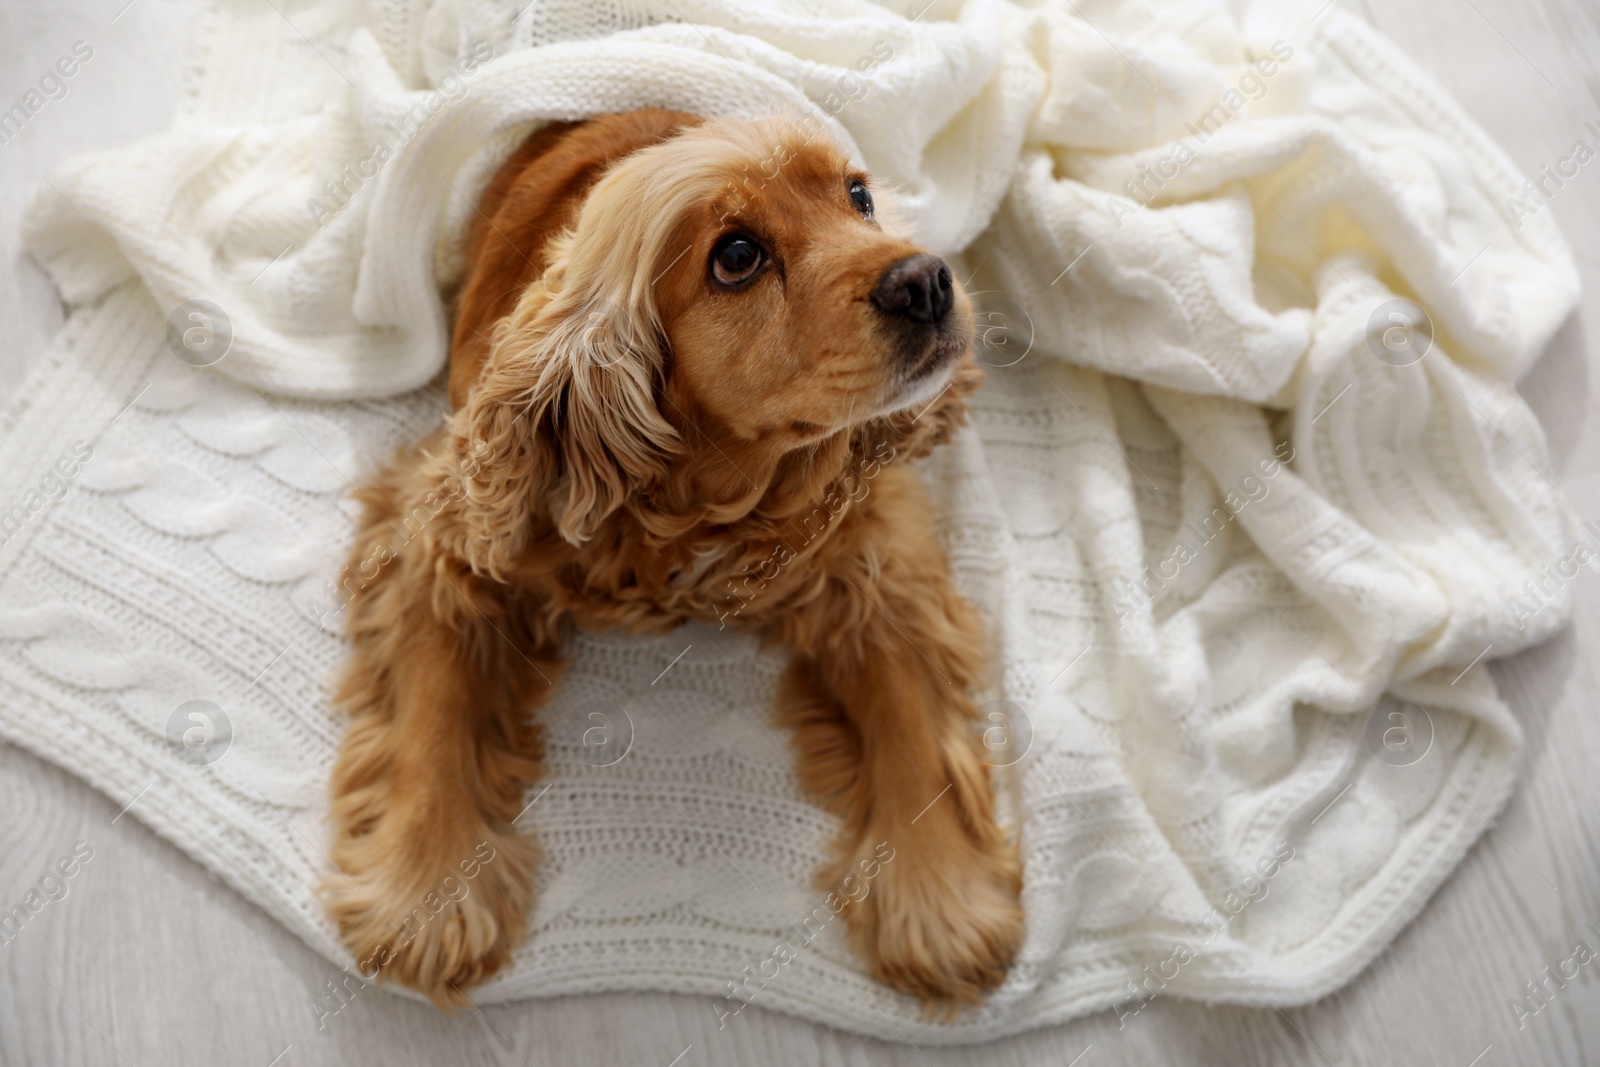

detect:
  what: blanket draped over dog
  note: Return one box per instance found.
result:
[3,0,1579,1043]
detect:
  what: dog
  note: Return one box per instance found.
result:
[323,108,1023,1012]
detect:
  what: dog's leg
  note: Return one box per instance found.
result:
[324,514,561,1006]
[774,465,1022,1011]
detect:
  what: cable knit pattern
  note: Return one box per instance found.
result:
[0,0,1580,1044]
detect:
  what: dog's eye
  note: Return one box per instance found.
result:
[849,178,873,217]
[710,234,765,287]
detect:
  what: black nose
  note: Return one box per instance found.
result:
[871,254,954,325]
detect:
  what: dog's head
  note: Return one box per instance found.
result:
[455,116,976,567]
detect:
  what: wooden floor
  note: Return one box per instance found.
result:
[2,1,1598,1064]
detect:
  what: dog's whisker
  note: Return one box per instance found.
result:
[959,252,992,289]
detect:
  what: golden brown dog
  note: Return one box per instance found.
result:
[323,108,1023,1012]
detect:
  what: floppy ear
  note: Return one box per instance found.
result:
[447,110,705,410]
[450,261,680,574]
[440,109,716,572]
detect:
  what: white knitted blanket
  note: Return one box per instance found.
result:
[4,0,1580,1044]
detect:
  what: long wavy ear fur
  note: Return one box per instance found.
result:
[442,112,711,574]
[450,240,680,572]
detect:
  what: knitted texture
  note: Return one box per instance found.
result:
[1,0,1580,1043]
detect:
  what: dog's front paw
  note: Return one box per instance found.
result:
[839,822,1023,1013]
[323,822,537,1007]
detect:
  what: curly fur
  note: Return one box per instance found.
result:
[324,109,1022,1012]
